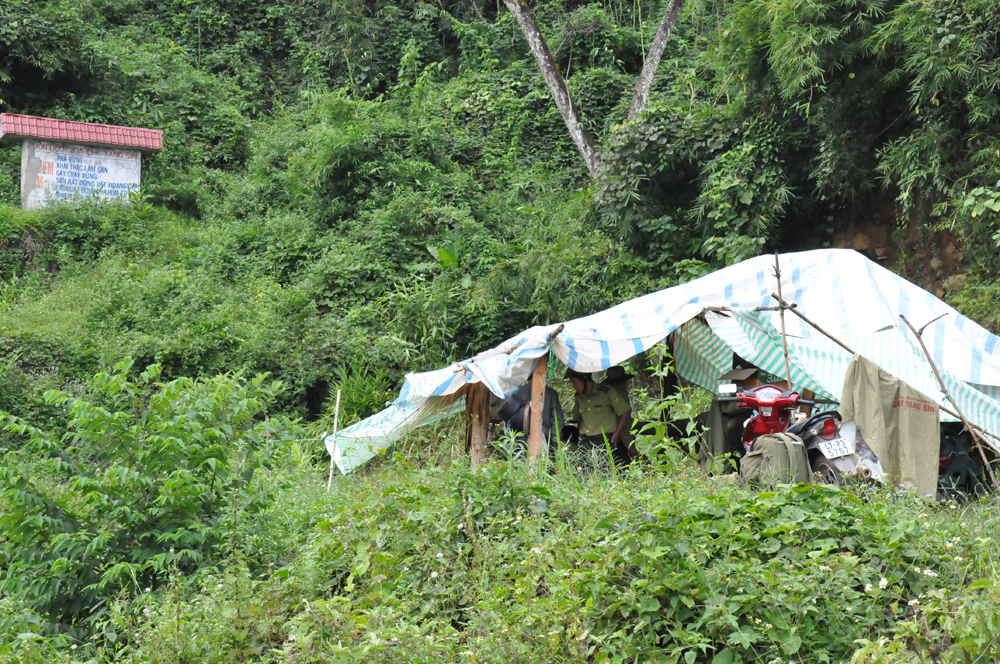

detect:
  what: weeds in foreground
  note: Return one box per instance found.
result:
[2,445,996,663]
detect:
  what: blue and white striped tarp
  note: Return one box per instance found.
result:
[329,249,1000,473]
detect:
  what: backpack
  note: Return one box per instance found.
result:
[740,432,812,488]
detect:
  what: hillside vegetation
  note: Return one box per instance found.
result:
[3,0,1000,419]
[4,0,1000,661]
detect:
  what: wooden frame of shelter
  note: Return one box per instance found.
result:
[464,325,564,465]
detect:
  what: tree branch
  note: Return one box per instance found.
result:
[503,0,599,176]
[628,0,684,121]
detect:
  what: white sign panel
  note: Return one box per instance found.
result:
[21,140,141,208]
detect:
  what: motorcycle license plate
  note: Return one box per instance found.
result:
[818,438,852,459]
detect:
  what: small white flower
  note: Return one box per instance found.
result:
[217,583,223,588]
[169,547,175,554]
[765,623,772,629]
[430,571,438,579]
[71,645,78,650]
[865,583,873,593]
[436,552,443,558]
[145,587,151,592]
[909,599,919,606]
[531,547,543,554]
[879,577,888,589]
[143,608,150,615]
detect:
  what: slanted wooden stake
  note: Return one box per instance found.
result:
[466,382,490,468]
[771,292,1000,453]
[900,314,999,491]
[326,389,341,494]
[773,254,794,388]
[528,355,548,459]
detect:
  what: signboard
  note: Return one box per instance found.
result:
[21,140,141,208]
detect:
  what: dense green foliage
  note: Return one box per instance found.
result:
[5,427,1000,663]
[5,0,1000,660]
[0,362,297,638]
[4,0,1000,415]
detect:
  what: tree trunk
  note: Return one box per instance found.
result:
[628,0,684,121]
[502,0,600,176]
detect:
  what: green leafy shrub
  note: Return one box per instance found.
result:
[83,451,990,664]
[0,360,295,637]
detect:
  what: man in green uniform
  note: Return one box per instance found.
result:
[601,365,635,460]
[565,369,632,451]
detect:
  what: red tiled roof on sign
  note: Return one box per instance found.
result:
[0,113,162,152]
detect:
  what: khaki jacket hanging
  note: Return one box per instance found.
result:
[839,354,939,498]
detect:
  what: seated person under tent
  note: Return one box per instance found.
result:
[495,377,564,456]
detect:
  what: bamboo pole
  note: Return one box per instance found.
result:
[326,389,341,494]
[773,254,794,388]
[770,295,855,355]
[900,315,999,490]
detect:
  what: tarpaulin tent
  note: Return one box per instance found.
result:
[328,249,1000,474]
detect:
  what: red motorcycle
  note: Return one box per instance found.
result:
[718,385,814,453]
[718,384,887,484]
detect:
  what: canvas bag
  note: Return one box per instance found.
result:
[740,432,812,487]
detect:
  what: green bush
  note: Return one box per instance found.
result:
[59,451,988,664]
[0,360,295,637]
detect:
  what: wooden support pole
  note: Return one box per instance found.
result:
[466,382,490,468]
[326,389,341,494]
[528,354,548,459]
[773,254,794,389]
[526,325,564,460]
[900,315,999,490]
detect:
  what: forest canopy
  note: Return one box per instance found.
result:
[2,0,1000,418]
